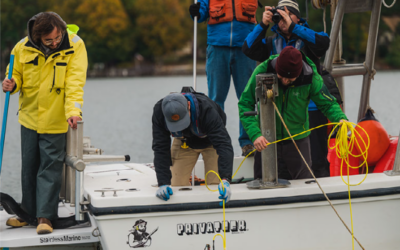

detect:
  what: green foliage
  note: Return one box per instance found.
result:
[1,0,42,49]
[48,0,135,65]
[133,0,194,60]
[1,0,400,69]
[385,35,400,67]
[0,0,46,69]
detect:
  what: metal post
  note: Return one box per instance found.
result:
[384,131,400,176]
[74,121,85,221]
[323,0,345,72]
[357,0,382,121]
[66,120,84,218]
[60,164,66,201]
[332,1,346,112]
[393,134,400,172]
[259,85,278,183]
[336,77,345,111]
[192,0,198,187]
[193,0,197,91]
[330,64,367,77]
[66,126,77,205]
[247,74,290,189]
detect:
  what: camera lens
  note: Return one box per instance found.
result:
[272,13,281,24]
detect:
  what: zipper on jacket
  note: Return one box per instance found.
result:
[281,88,289,139]
[321,91,333,101]
[230,0,235,47]
[16,103,23,115]
[50,66,55,93]
[230,22,233,47]
[281,90,285,140]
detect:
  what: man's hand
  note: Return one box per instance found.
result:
[156,185,173,201]
[189,2,201,18]
[254,136,269,152]
[2,78,15,92]
[67,116,82,129]
[263,6,274,26]
[277,6,293,27]
[339,119,348,126]
[218,179,231,206]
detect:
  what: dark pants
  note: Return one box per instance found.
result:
[20,126,66,220]
[254,137,313,180]
[309,110,330,177]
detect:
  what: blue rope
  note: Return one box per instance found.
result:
[0,55,15,173]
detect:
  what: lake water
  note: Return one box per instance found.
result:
[1,72,400,201]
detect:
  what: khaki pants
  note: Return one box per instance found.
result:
[171,138,220,186]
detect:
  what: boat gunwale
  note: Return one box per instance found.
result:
[87,186,400,216]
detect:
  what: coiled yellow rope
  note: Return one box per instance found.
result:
[205,103,370,250]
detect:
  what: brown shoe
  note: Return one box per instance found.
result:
[6,217,28,227]
[242,144,255,157]
[36,217,53,234]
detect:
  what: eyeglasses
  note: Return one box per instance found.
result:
[43,34,62,46]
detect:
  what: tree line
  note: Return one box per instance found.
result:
[1,0,399,72]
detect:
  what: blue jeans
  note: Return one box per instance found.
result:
[206,45,256,147]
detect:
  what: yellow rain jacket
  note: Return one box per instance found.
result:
[6,27,88,134]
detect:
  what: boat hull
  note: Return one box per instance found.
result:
[93,195,400,250]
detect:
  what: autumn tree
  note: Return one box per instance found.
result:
[133,0,195,60]
[47,0,135,65]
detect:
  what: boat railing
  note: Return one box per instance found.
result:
[322,0,382,120]
[61,121,130,221]
[321,0,400,176]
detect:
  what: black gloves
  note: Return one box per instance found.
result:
[189,2,201,18]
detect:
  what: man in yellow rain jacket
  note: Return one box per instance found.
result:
[2,12,87,234]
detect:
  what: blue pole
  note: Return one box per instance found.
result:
[0,55,15,173]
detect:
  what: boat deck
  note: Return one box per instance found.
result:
[83,161,400,209]
[0,201,99,248]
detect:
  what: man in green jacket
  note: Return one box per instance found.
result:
[239,46,347,180]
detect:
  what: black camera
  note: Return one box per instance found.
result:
[269,6,285,24]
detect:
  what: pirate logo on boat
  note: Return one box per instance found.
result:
[127,219,158,248]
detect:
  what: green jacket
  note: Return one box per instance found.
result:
[238,54,347,142]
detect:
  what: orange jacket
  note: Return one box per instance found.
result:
[208,0,257,25]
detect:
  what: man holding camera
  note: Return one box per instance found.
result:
[238,46,347,180]
[189,0,258,157]
[242,0,329,72]
[243,0,339,178]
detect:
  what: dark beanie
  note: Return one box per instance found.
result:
[276,46,303,78]
[277,0,301,19]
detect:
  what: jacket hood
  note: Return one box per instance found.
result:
[27,12,67,49]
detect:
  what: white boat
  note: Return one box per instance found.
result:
[3,155,400,249]
[1,0,400,249]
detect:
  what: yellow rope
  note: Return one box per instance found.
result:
[205,116,370,250]
[328,120,369,249]
[205,170,226,250]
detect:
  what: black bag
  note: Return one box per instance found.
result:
[321,70,343,105]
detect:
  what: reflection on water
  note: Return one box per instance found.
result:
[1,72,400,201]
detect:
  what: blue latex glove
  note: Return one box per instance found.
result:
[218,179,231,206]
[156,185,173,201]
